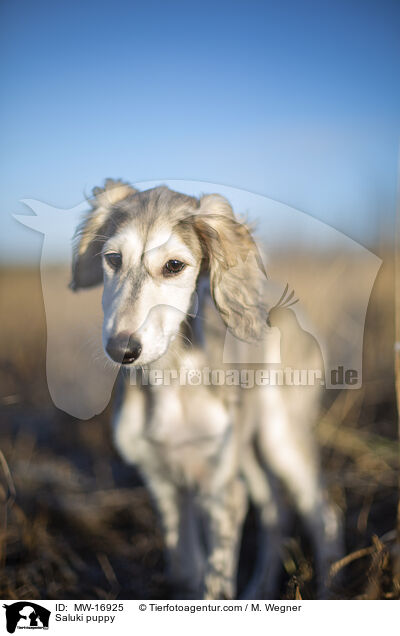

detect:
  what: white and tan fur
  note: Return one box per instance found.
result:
[71,179,342,599]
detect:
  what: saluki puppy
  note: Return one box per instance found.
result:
[71,179,342,599]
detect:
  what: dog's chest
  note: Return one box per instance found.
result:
[146,385,232,483]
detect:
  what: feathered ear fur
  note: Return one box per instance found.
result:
[70,179,137,290]
[194,194,268,342]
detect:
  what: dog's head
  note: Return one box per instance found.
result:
[71,179,267,366]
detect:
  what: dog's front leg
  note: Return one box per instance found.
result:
[199,478,247,600]
[147,477,204,597]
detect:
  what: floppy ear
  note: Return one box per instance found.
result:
[70,179,137,290]
[194,194,267,342]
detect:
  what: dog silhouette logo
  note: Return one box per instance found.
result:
[2,602,50,633]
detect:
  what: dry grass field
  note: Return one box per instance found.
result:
[0,249,398,600]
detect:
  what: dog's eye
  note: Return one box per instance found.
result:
[104,252,122,270]
[163,259,186,276]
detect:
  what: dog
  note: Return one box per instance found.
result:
[71,179,342,599]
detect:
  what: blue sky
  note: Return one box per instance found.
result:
[0,0,399,262]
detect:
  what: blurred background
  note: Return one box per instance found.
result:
[0,0,399,599]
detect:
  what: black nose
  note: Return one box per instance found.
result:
[122,338,142,364]
[106,333,142,364]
